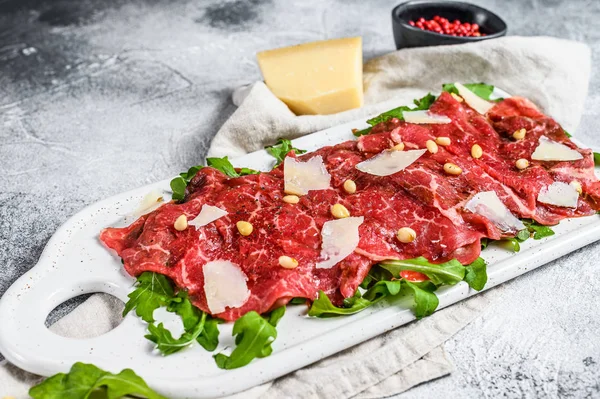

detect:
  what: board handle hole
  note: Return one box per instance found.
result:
[45,293,124,339]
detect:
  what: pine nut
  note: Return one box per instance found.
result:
[236,221,253,236]
[391,142,405,151]
[570,180,583,194]
[343,179,357,194]
[396,227,416,243]
[451,92,464,102]
[435,137,451,146]
[426,139,438,154]
[174,214,188,231]
[331,203,350,219]
[443,163,462,175]
[515,158,529,170]
[278,255,299,269]
[471,144,483,159]
[283,195,300,204]
[512,128,526,140]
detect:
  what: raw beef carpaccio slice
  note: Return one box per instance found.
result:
[100,93,600,321]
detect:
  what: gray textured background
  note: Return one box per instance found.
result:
[0,0,599,397]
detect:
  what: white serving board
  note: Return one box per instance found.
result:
[1,93,599,399]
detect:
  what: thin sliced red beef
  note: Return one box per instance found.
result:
[101,92,600,321]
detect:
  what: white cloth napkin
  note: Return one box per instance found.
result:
[0,36,591,399]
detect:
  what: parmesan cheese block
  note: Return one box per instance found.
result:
[189,205,227,228]
[455,82,495,115]
[356,149,427,177]
[203,260,250,314]
[538,182,579,208]
[317,216,364,269]
[284,156,331,195]
[531,136,583,161]
[257,37,363,115]
[464,191,526,232]
[403,110,451,124]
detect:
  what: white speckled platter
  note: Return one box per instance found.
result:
[0,90,599,399]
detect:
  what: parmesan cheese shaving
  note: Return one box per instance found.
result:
[189,205,227,228]
[203,260,250,314]
[455,82,495,115]
[316,216,364,269]
[538,182,579,208]
[403,110,451,124]
[356,149,426,177]
[464,191,526,232]
[284,155,331,195]
[531,136,583,161]
[134,189,164,217]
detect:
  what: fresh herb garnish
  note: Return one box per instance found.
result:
[170,157,259,201]
[353,93,437,137]
[123,272,175,323]
[170,165,203,201]
[206,156,259,178]
[29,362,166,399]
[308,275,402,317]
[379,256,466,286]
[214,307,285,369]
[442,82,497,101]
[289,297,307,305]
[403,281,439,318]
[309,257,487,319]
[265,139,307,166]
[124,272,219,355]
[522,219,555,240]
[594,152,600,166]
[463,257,488,291]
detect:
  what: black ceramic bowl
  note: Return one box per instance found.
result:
[392,1,507,49]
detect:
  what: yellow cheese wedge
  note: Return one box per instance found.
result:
[257,37,363,115]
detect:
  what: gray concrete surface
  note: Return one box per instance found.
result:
[0,0,599,397]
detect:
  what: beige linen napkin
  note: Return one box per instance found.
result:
[0,36,590,399]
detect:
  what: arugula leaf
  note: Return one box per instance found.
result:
[359,266,394,289]
[403,281,439,318]
[170,176,188,201]
[29,362,166,399]
[481,237,489,250]
[123,272,175,323]
[265,139,307,166]
[171,158,258,200]
[564,130,572,138]
[197,317,220,351]
[266,306,286,327]
[516,228,531,241]
[442,83,496,101]
[413,93,437,109]
[522,219,555,240]
[379,257,465,286]
[308,289,385,317]
[498,238,521,252]
[289,297,307,305]
[146,315,207,356]
[207,156,259,178]
[166,291,220,351]
[206,156,237,177]
[361,279,402,301]
[124,273,220,354]
[594,152,600,166]
[214,310,282,369]
[143,290,220,355]
[171,165,204,201]
[353,93,437,137]
[464,257,488,291]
